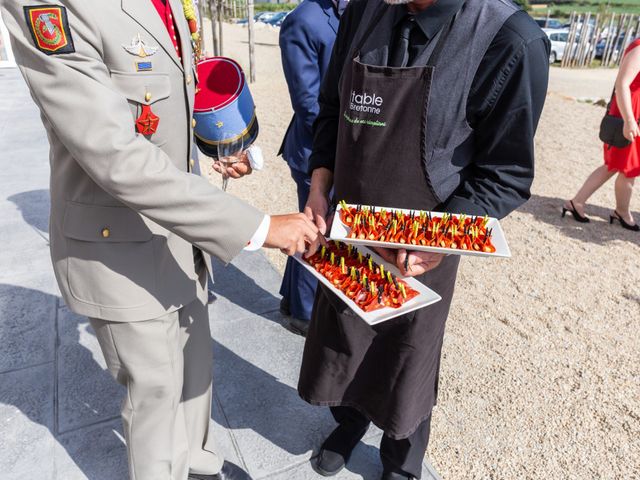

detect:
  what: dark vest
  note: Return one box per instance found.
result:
[341,0,519,204]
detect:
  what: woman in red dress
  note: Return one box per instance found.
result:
[564,38,640,231]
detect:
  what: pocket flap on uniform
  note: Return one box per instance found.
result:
[63,202,153,242]
[110,71,171,105]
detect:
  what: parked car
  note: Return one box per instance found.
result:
[236,11,275,25]
[595,33,627,59]
[535,17,564,29]
[562,17,596,30]
[236,13,260,25]
[543,28,592,63]
[256,11,280,23]
[273,11,291,27]
[263,11,289,27]
[544,28,570,63]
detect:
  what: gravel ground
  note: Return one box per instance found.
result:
[547,65,618,100]
[201,23,640,479]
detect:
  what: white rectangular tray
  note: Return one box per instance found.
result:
[329,203,511,258]
[294,245,441,325]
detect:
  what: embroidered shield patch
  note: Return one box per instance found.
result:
[23,5,75,55]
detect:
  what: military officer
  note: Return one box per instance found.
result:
[0,1,318,479]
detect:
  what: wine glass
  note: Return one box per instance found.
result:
[216,133,244,192]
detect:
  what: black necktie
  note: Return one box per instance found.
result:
[389,15,416,68]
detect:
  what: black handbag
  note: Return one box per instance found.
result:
[599,90,632,148]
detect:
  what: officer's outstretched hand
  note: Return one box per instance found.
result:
[264,214,319,256]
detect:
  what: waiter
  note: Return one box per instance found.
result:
[300,0,549,479]
[0,1,318,479]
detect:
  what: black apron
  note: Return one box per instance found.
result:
[298,5,462,440]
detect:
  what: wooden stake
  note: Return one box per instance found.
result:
[602,13,615,67]
[588,15,602,67]
[585,14,600,67]
[617,14,635,66]
[575,12,591,67]
[611,14,627,66]
[611,14,626,66]
[562,12,575,67]
[563,13,579,68]
[604,14,617,67]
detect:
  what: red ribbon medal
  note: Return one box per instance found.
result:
[136,105,160,135]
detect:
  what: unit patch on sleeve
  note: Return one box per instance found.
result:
[23,5,75,55]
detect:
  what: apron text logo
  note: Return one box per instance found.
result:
[350,90,383,115]
[343,112,386,127]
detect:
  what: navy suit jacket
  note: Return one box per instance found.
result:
[279,0,339,173]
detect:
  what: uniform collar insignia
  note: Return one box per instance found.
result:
[122,34,159,58]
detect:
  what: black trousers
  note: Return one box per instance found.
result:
[330,406,432,479]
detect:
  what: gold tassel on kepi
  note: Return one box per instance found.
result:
[193,57,259,158]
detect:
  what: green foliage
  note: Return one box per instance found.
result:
[532,0,640,17]
[513,0,531,10]
[253,3,297,13]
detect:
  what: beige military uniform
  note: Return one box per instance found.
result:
[0,0,264,478]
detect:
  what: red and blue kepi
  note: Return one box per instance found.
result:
[193,57,259,158]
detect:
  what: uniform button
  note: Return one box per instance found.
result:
[190,158,195,168]
[186,74,193,84]
[145,92,152,102]
[101,227,111,238]
[192,118,197,128]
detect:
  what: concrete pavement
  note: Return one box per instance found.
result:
[0,67,441,480]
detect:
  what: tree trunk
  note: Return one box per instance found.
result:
[198,0,205,29]
[545,8,550,28]
[247,0,256,82]
[210,0,220,56]
[217,0,224,56]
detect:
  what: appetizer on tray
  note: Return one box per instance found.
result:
[294,242,441,325]
[330,201,511,258]
[305,241,418,313]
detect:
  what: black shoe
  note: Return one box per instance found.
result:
[287,317,309,337]
[279,298,292,316]
[312,448,348,477]
[610,211,640,231]
[189,461,252,480]
[562,200,590,223]
[311,423,368,476]
[381,472,414,480]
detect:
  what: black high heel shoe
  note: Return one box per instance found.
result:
[609,211,640,231]
[562,200,590,223]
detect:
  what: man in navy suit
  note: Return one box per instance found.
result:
[278,0,345,335]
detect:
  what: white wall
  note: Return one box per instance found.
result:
[0,12,16,68]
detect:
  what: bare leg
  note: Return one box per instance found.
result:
[614,173,636,224]
[566,165,616,216]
